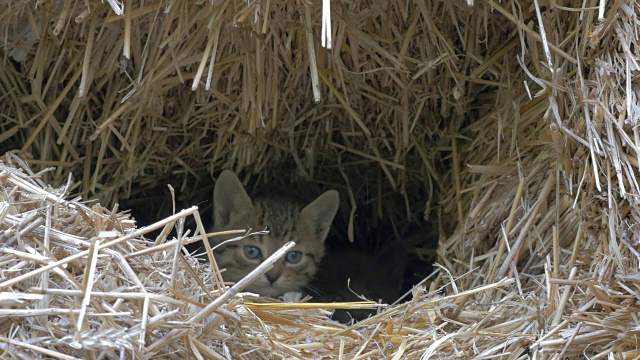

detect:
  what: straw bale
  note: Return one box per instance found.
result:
[1,0,640,358]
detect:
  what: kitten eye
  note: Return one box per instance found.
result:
[285,250,303,264]
[243,246,262,260]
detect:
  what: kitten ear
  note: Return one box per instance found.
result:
[299,190,339,242]
[214,170,253,227]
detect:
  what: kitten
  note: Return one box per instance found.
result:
[210,170,339,298]
[310,242,407,322]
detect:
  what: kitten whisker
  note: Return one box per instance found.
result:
[301,284,325,299]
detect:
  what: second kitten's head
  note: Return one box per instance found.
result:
[211,170,339,297]
[311,242,407,322]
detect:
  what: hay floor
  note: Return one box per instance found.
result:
[0,153,637,358]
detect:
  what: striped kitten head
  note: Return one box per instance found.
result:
[210,170,339,297]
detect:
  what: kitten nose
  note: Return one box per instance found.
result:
[265,270,281,284]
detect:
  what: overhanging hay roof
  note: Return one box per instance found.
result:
[1,0,640,358]
[0,0,464,215]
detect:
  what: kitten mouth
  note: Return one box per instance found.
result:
[253,283,292,299]
[246,282,289,298]
[258,286,287,298]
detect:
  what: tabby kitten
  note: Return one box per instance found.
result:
[210,170,339,298]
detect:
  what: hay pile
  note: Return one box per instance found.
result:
[2,0,640,358]
[0,155,512,359]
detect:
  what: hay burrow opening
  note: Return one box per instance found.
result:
[1,0,639,358]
